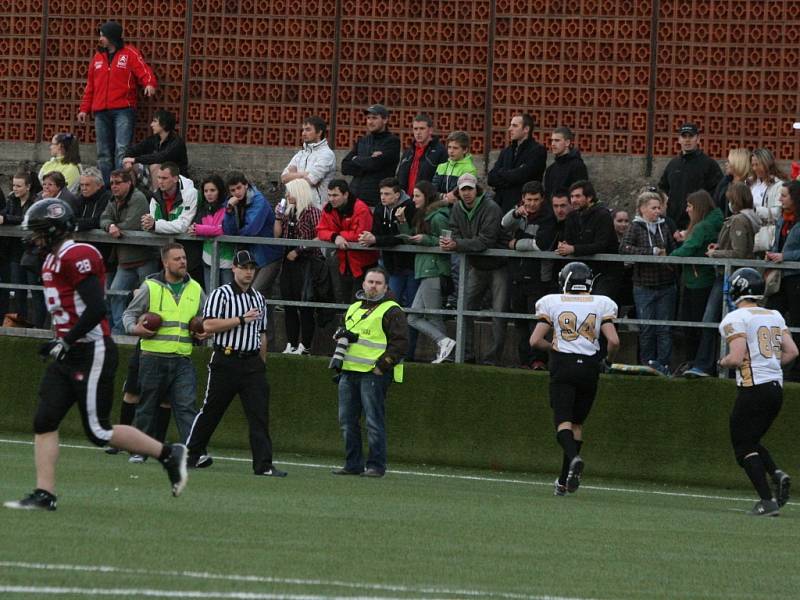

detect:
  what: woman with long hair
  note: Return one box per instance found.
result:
[188,175,234,290]
[749,148,787,223]
[765,180,800,328]
[670,190,723,363]
[713,148,750,217]
[38,132,81,191]
[277,178,322,355]
[684,182,760,378]
[396,180,456,363]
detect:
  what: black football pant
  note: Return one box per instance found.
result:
[186,351,274,473]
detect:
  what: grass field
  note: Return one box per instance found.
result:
[1,433,799,600]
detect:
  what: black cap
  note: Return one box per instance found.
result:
[365,104,389,118]
[100,21,124,48]
[678,122,699,136]
[233,250,257,267]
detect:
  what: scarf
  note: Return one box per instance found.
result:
[781,208,796,240]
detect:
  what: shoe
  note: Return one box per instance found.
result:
[161,444,188,497]
[104,446,121,455]
[553,479,567,497]
[332,467,363,476]
[566,456,584,493]
[432,337,456,364]
[361,468,385,478]
[773,470,791,507]
[531,360,547,371]
[683,367,710,379]
[4,488,57,511]
[293,343,310,356]
[128,454,146,464]
[747,499,779,517]
[282,343,295,354]
[647,360,670,376]
[256,466,287,477]
[188,454,213,469]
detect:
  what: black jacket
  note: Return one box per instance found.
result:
[370,197,416,273]
[564,202,622,278]
[543,148,589,199]
[126,131,189,176]
[658,149,723,229]
[487,137,547,212]
[396,136,447,193]
[68,189,112,231]
[341,129,401,207]
[507,206,557,284]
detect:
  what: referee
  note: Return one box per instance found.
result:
[185,250,287,477]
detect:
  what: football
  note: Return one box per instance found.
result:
[189,316,205,334]
[140,312,163,331]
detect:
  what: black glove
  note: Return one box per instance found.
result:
[39,338,70,361]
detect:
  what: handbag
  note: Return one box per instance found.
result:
[763,268,782,297]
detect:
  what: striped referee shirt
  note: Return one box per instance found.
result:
[203,283,268,352]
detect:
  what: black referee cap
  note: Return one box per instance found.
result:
[233,250,257,267]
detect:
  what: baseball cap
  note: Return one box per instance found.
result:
[457,173,477,190]
[678,122,699,136]
[233,250,258,267]
[365,104,389,118]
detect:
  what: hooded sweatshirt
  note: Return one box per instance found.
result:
[543,148,589,199]
[431,154,478,195]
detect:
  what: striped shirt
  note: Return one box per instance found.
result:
[203,282,267,352]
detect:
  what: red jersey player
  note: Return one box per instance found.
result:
[4,199,188,511]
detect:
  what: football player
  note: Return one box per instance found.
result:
[530,262,619,496]
[719,268,798,516]
[4,199,188,511]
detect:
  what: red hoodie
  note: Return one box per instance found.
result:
[316,199,379,277]
[79,46,157,113]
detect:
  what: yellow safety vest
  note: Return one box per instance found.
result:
[140,278,202,356]
[341,299,404,383]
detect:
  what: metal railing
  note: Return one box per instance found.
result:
[1,226,799,374]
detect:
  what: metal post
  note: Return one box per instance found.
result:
[454,255,468,363]
[210,239,220,290]
[717,262,732,379]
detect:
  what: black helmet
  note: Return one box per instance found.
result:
[22,198,75,252]
[558,261,594,293]
[728,267,764,304]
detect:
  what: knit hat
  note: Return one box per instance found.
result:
[100,21,124,48]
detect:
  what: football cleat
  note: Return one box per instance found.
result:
[4,489,57,511]
[255,466,288,478]
[566,456,584,493]
[553,479,567,497]
[773,470,791,508]
[161,444,188,497]
[747,499,779,517]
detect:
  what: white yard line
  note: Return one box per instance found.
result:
[0,563,596,600]
[0,437,782,506]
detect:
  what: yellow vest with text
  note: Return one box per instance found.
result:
[341,300,404,383]
[140,279,202,356]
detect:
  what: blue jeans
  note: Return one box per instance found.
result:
[632,283,677,366]
[337,370,392,472]
[109,261,158,334]
[95,108,135,185]
[135,354,198,443]
[389,269,420,360]
[203,264,234,291]
[693,275,724,374]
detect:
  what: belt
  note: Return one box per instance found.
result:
[213,345,260,358]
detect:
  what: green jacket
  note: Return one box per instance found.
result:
[431,154,477,195]
[399,201,451,279]
[670,207,723,288]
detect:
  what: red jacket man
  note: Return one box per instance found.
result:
[77,21,157,186]
[316,179,379,303]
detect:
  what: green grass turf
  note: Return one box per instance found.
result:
[1,434,799,600]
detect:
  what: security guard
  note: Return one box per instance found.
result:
[123,242,206,449]
[185,250,287,477]
[332,266,407,478]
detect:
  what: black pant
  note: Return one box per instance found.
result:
[681,285,712,363]
[186,352,274,473]
[729,381,782,463]
[510,279,549,366]
[548,351,600,426]
[280,258,316,348]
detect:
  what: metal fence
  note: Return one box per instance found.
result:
[2,227,799,375]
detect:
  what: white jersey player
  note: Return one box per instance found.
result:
[531,262,619,497]
[718,268,798,517]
